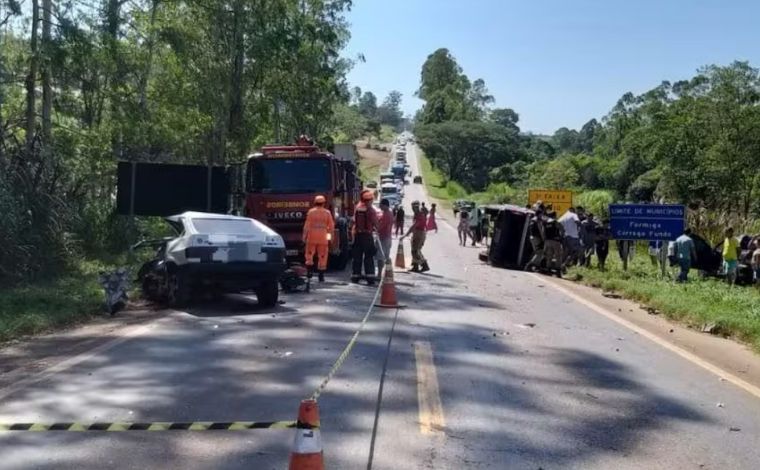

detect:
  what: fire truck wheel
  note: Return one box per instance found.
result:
[328,222,350,270]
[255,280,279,308]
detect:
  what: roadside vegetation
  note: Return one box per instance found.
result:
[413,48,760,241]
[0,1,386,341]
[357,145,392,185]
[413,47,760,351]
[568,254,760,351]
[0,262,104,342]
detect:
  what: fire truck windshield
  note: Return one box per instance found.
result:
[248,158,331,194]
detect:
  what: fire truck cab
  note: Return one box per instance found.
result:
[243,139,360,269]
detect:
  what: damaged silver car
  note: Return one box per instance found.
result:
[135,212,286,307]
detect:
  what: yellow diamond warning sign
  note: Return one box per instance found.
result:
[528,189,573,216]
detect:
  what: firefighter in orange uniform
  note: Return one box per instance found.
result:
[303,195,335,282]
[352,190,378,284]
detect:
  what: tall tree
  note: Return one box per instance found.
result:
[41,0,52,142]
[489,108,520,134]
[358,91,377,119]
[24,0,39,150]
[417,48,467,101]
[376,90,403,127]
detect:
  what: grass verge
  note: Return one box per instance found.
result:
[418,151,466,211]
[0,255,153,343]
[0,263,106,342]
[357,145,391,184]
[568,250,760,351]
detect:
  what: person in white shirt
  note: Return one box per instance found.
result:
[558,207,581,268]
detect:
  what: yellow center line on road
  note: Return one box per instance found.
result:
[414,341,446,435]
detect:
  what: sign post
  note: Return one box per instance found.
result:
[609,204,686,274]
[528,189,573,216]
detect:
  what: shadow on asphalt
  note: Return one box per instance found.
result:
[0,266,715,469]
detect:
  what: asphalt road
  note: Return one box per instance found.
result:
[1,141,759,469]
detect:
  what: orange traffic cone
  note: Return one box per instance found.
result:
[394,242,405,270]
[289,399,324,470]
[376,260,405,309]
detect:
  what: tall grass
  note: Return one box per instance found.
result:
[569,252,760,351]
[0,261,107,342]
[574,190,616,218]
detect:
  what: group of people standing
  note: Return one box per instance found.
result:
[674,227,760,285]
[302,190,436,287]
[457,206,489,247]
[525,202,612,275]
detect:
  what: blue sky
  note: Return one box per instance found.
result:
[344,0,760,134]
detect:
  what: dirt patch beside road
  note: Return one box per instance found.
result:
[357,144,391,184]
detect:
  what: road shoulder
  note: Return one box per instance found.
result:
[537,273,760,394]
[0,306,164,392]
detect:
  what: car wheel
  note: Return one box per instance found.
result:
[141,277,160,301]
[166,271,189,307]
[255,280,279,308]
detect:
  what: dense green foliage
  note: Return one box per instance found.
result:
[414,48,760,237]
[332,86,405,145]
[0,0,356,282]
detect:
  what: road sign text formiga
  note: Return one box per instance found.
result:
[609,204,685,241]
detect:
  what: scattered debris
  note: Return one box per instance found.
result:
[603,292,622,299]
[585,392,599,400]
[716,402,725,408]
[669,329,674,333]
[517,323,536,329]
[212,324,219,329]
[729,427,741,432]
[701,323,719,334]
[645,307,660,315]
[283,351,293,357]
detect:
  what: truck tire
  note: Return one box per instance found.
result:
[256,280,279,308]
[329,221,350,271]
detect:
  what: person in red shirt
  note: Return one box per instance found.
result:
[401,200,430,272]
[375,198,394,275]
[352,190,378,284]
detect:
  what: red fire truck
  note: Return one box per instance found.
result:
[243,139,360,268]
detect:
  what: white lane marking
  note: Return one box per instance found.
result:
[0,320,160,401]
[414,341,446,434]
[533,273,760,400]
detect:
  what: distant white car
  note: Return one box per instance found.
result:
[135,212,286,307]
[379,183,401,206]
